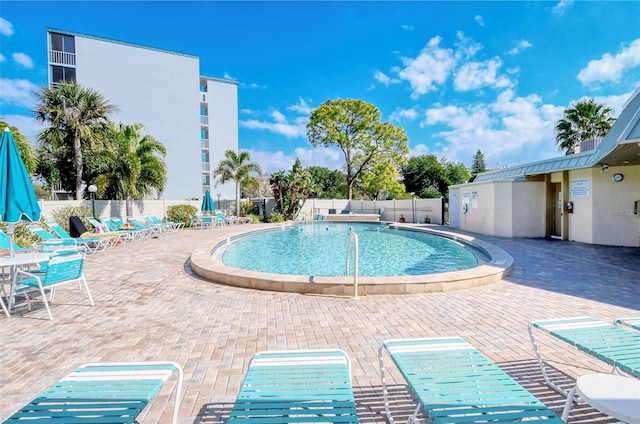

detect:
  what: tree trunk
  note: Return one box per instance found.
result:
[126,196,133,218]
[74,136,83,200]
[235,181,241,217]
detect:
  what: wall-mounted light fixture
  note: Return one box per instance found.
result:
[600,164,609,173]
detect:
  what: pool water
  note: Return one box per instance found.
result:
[222,223,478,277]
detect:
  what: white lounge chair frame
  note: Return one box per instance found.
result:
[528,316,640,396]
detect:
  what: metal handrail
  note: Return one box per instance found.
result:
[346,231,360,299]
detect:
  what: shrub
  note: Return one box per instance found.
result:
[50,205,93,233]
[266,212,285,223]
[0,221,39,248]
[167,204,197,227]
[239,200,257,217]
[244,214,261,224]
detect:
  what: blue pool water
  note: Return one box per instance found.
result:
[222,223,478,277]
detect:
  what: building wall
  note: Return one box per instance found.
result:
[511,181,546,237]
[591,165,640,246]
[204,78,238,200]
[71,35,205,200]
[565,168,594,244]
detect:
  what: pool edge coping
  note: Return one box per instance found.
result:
[189,222,513,296]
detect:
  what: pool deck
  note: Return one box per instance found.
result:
[1,223,639,423]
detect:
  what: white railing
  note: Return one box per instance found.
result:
[49,50,76,66]
[346,231,360,299]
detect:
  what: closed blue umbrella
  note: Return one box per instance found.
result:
[0,127,41,257]
[201,190,214,213]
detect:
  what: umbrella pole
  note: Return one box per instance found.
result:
[6,223,15,258]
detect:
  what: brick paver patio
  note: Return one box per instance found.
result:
[1,224,638,423]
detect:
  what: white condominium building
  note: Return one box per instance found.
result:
[47,28,238,200]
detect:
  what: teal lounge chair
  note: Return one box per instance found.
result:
[528,316,640,396]
[46,221,111,254]
[127,216,161,235]
[0,229,34,253]
[615,316,640,332]
[229,349,359,423]
[27,224,79,251]
[111,217,150,239]
[3,361,183,423]
[147,213,184,231]
[379,337,564,424]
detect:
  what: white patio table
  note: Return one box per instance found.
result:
[0,252,51,317]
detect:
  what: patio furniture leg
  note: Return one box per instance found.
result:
[528,322,568,396]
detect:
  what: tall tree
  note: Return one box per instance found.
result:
[269,158,314,220]
[307,166,346,199]
[34,81,117,199]
[306,99,409,200]
[402,155,469,199]
[359,160,405,200]
[470,150,487,181]
[213,150,262,217]
[91,123,167,216]
[555,99,616,155]
[0,119,37,174]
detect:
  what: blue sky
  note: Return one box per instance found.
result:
[1,1,639,174]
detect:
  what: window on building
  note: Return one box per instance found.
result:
[51,65,76,83]
[202,174,210,185]
[50,33,75,53]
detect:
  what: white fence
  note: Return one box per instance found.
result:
[36,197,444,225]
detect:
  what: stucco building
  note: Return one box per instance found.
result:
[450,88,640,247]
[47,28,238,200]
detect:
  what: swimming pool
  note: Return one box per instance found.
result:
[222,223,478,277]
[190,223,513,295]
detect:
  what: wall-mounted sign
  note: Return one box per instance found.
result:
[570,179,591,197]
[471,191,478,209]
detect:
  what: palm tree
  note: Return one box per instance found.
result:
[212,150,262,217]
[93,123,167,217]
[34,81,117,199]
[0,119,37,174]
[555,99,616,155]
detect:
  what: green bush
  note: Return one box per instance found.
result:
[50,205,93,233]
[0,221,40,248]
[266,212,285,223]
[244,214,261,224]
[167,204,197,227]
[239,200,257,217]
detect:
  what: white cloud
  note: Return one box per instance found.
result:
[578,38,640,85]
[0,78,39,109]
[396,36,456,99]
[0,53,5,62]
[272,110,286,123]
[240,118,306,138]
[389,108,418,122]
[374,70,391,86]
[454,58,512,91]
[0,17,14,36]
[2,114,45,144]
[552,0,574,15]
[401,24,414,31]
[474,15,485,27]
[454,31,482,60]
[287,98,314,115]
[12,52,34,68]
[247,146,343,174]
[410,143,431,157]
[423,90,564,167]
[507,40,532,55]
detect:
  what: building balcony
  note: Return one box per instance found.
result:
[201,138,209,149]
[201,163,210,172]
[200,116,208,125]
[49,50,76,66]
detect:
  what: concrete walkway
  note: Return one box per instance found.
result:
[1,224,638,423]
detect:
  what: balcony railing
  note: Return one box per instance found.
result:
[200,116,208,125]
[201,163,210,172]
[201,138,209,148]
[49,50,76,66]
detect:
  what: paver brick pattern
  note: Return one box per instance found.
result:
[1,224,638,423]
